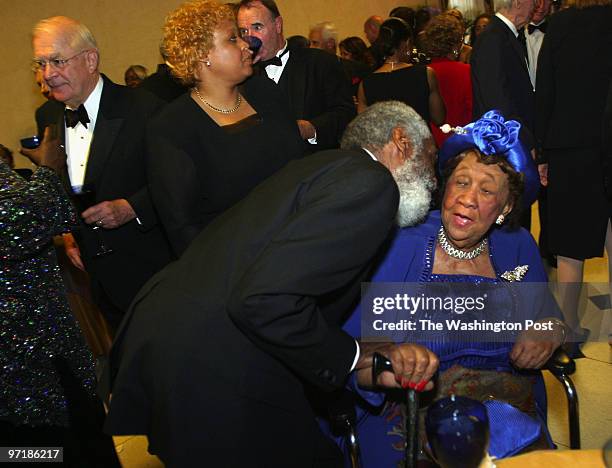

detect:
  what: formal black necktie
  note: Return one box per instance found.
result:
[527,21,547,35]
[65,104,90,128]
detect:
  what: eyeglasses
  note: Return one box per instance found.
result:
[31,50,89,72]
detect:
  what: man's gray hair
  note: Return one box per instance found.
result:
[311,21,338,42]
[341,101,431,156]
[495,0,515,12]
[33,16,98,52]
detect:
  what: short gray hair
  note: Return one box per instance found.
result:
[311,21,338,42]
[341,101,431,156]
[33,16,98,52]
[495,0,515,12]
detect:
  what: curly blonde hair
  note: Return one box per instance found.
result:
[162,0,234,87]
[421,13,464,59]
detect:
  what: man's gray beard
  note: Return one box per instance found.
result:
[392,161,435,228]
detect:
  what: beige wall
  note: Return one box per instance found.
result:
[0,0,427,168]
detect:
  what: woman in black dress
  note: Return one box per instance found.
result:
[357,17,445,127]
[148,0,305,257]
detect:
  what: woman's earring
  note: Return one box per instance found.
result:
[205,59,211,67]
[495,214,505,225]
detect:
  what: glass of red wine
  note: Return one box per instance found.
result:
[72,184,114,257]
[425,395,490,468]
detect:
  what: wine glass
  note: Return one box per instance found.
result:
[243,35,262,58]
[72,184,114,257]
[425,395,490,468]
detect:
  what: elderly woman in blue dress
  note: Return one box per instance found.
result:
[341,111,566,466]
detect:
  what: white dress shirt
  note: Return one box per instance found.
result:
[65,76,103,192]
[263,41,290,84]
[525,21,546,89]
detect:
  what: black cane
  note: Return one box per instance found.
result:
[372,352,419,468]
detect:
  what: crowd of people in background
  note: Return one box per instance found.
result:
[1,0,611,466]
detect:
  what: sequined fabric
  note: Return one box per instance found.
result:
[0,162,96,427]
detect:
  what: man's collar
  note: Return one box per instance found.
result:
[66,75,103,111]
[83,76,103,121]
[496,12,519,37]
[66,75,103,125]
[362,147,378,161]
[275,40,288,57]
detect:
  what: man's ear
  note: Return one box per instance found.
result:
[274,15,283,34]
[391,127,413,161]
[85,49,99,73]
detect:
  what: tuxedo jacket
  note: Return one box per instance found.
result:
[535,5,612,151]
[471,15,535,140]
[275,47,356,150]
[35,75,172,312]
[103,149,399,466]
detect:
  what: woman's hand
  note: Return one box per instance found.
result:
[20,126,66,173]
[355,342,439,391]
[510,319,565,369]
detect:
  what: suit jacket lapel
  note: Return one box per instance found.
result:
[280,50,306,118]
[496,16,530,75]
[54,110,74,194]
[84,77,124,186]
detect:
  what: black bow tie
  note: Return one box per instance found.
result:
[65,104,90,128]
[527,21,547,34]
[258,47,289,69]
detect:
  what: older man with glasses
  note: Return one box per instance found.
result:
[30,16,172,334]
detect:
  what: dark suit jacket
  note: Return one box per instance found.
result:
[35,75,172,312]
[276,47,356,150]
[103,149,399,466]
[471,15,535,144]
[535,5,612,151]
[140,64,187,102]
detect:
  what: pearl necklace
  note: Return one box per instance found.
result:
[437,226,487,260]
[193,88,242,114]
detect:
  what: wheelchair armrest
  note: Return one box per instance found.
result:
[544,347,576,376]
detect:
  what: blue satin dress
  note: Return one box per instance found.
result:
[339,211,559,467]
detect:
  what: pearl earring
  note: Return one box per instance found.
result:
[495,214,505,225]
[205,60,211,67]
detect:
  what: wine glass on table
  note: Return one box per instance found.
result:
[72,184,114,257]
[426,395,491,468]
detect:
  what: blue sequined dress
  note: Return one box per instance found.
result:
[0,161,96,427]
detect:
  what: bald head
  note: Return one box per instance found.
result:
[364,15,383,44]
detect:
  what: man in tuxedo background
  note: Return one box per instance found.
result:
[237,0,355,150]
[525,0,552,89]
[104,102,439,467]
[470,0,536,230]
[471,0,536,135]
[308,21,339,55]
[32,16,172,333]
[363,15,383,45]
[524,0,553,265]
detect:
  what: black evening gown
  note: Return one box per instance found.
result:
[147,75,306,257]
[362,65,431,122]
[0,162,119,466]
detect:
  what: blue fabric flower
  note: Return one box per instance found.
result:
[471,111,520,156]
